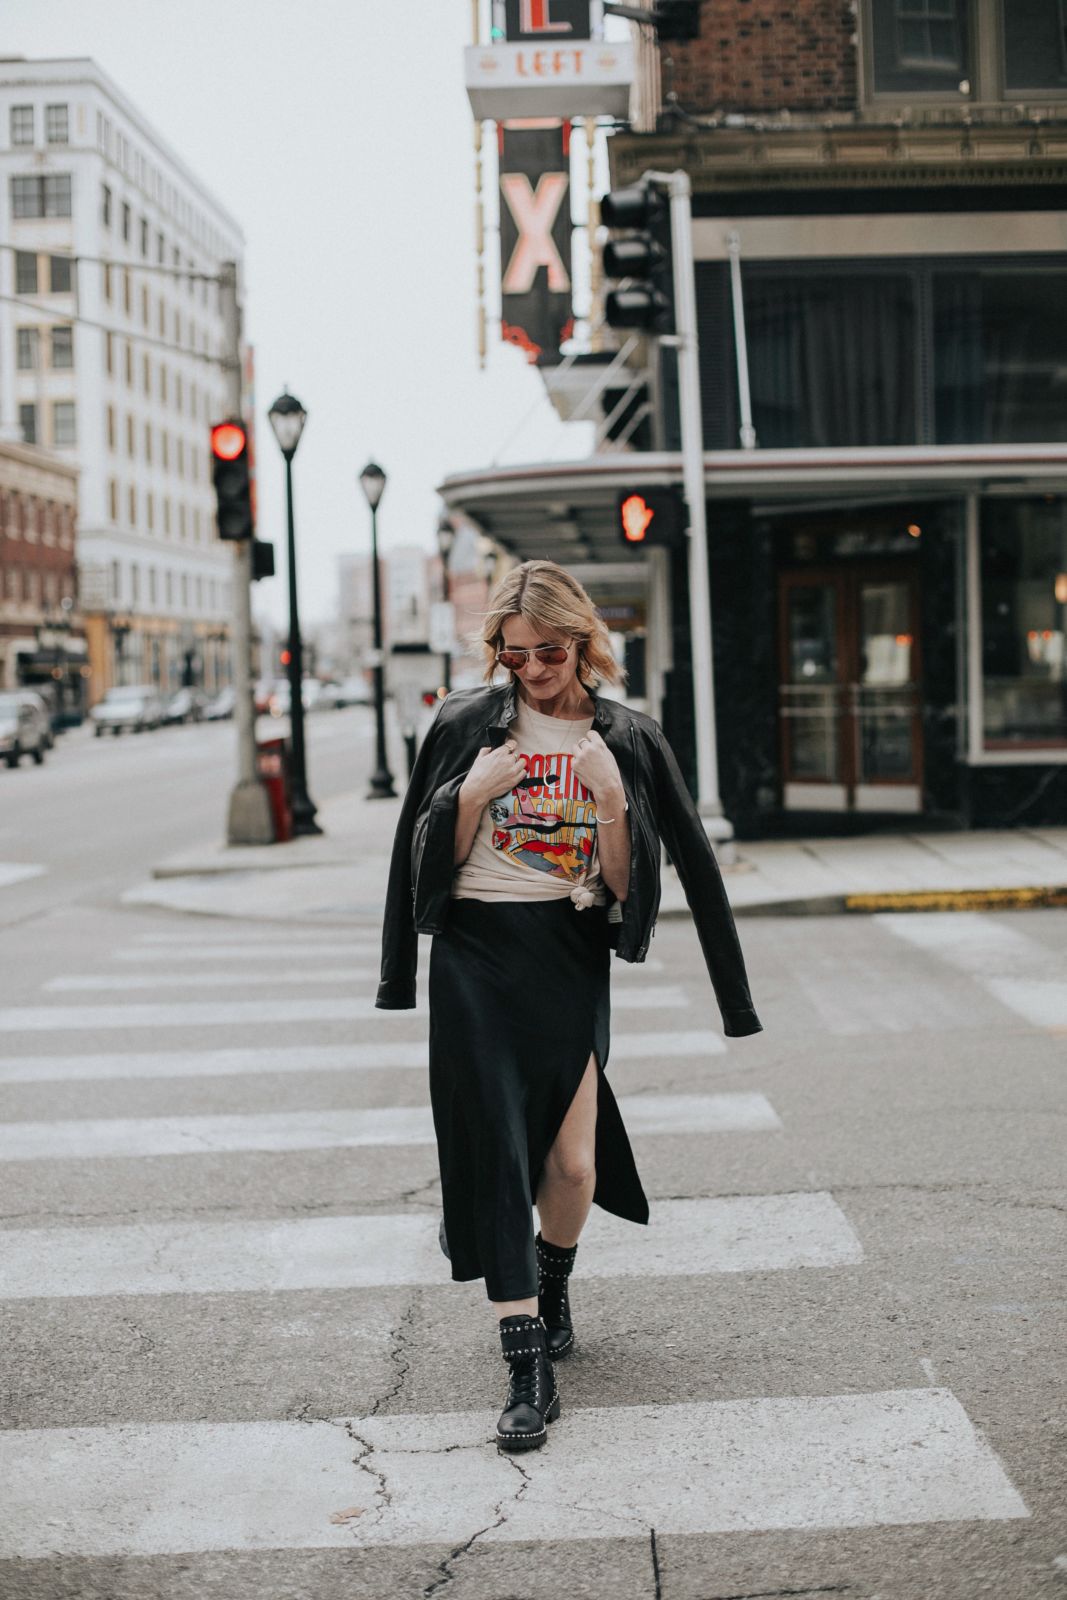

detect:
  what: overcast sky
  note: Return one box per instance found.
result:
[4,0,601,628]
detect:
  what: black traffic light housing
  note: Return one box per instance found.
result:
[601,182,674,335]
[616,487,686,549]
[252,540,275,581]
[210,419,254,542]
[653,1,702,42]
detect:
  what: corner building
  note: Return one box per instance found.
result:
[443,2,1067,836]
[0,58,244,705]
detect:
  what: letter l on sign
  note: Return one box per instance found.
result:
[521,0,572,31]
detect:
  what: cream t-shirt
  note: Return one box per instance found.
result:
[452,698,608,906]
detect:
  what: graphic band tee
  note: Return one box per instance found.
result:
[452,698,608,905]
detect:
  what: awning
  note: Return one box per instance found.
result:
[438,443,1067,564]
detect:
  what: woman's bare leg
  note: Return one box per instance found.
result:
[535,1053,599,1248]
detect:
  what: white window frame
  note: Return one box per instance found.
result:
[10,105,33,145]
[858,0,1067,112]
[45,103,69,145]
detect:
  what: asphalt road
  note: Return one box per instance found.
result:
[0,721,1064,1599]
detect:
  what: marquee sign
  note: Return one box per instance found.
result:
[465,39,634,118]
[499,122,573,367]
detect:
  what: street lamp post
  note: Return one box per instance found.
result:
[359,461,396,799]
[267,390,321,836]
[436,512,455,695]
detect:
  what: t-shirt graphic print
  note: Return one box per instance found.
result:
[488,745,595,883]
[451,699,608,905]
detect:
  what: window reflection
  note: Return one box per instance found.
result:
[982,499,1067,750]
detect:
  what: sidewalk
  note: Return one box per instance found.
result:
[125,788,1067,925]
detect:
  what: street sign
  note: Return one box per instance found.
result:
[465,40,633,118]
[429,601,457,654]
[499,122,573,365]
[504,0,592,39]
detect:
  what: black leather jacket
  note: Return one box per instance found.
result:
[375,682,762,1037]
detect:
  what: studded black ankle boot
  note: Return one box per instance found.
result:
[536,1232,578,1359]
[496,1315,559,1452]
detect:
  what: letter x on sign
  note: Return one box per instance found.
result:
[500,173,571,294]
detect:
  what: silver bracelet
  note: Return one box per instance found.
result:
[597,798,629,825]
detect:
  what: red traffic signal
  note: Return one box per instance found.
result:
[616,487,685,549]
[210,421,247,462]
[210,417,254,541]
[279,648,292,667]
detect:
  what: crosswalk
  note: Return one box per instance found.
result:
[0,912,1032,1567]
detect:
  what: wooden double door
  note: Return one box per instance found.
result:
[777,562,923,813]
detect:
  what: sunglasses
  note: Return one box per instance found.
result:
[495,643,572,671]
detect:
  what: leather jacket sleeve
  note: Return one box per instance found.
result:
[375,716,443,1010]
[651,725,763,1038]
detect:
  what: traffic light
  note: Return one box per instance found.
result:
[616,487,685,549]
[210,419,254,541]
[653,0,702,42]
[601,181,674,335]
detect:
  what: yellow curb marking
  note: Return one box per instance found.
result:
[846,886,1067,913]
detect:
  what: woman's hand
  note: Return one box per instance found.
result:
[572,729,624,805]
[462,741,526,804]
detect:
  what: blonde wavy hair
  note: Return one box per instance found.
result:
[477,560,625,688]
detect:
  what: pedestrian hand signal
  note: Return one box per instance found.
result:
[210,417,254,542]
[616,486,685,549]
[621,494,655,543]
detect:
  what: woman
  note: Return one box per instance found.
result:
[377,560,762,1453]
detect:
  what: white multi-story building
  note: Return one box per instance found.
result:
[0,56,244,702]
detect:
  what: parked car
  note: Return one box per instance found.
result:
[0,693,48,767]
[89,684,166,736]
[335,674,373,707]
[16,689,55,749]
[204,685,236,720]
[164,687,210,724]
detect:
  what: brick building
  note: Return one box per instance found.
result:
[0,436,84,715]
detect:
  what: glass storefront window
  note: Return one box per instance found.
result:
[934,271,1067,445]
[981,499,1067,751]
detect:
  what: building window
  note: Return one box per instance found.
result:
[105,331,114,375]
[980,498,1067,751]
[142,285,150,327]
[11,176,71,220]
[1003,0,1067,92]
[53,401,77,446]
[176,374,184,412]
[181,573,189,608]
[163,497,171,535]
[125,341,134,387]
[16,327,40,370]
[15,251,37,294]
[10,105,34,145]
[145,422,153,463]
[128,485,137,525]
[157,231,165,265]
[149,567,157,604]
[107,406,116,450]
[49,255,73,293]
[143,352,151,393]
[179,503,187,540]
[122,202,131,242]
[109,479,119,521]
[166,570,173,606]
[127,414,135,457]
[933,270,1067,444]
[160,365,168,404]
[18,404,37,445]
[45,104,69,144]
[147,493,155,531]
[51,326,74,369]
[177,438,185,477]
[869,0,969,95]
[123,269,132,315]
[162,432,170,470]
[101,183,112,228]
[132,564,140,604]
[140,217,149,257]
[103,262,112,302]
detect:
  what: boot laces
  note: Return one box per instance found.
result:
[506,1351,542,1410]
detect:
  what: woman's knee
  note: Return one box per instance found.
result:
[545,1143,596,1189]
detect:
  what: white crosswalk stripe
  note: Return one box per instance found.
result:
[113,941,376,962]
[0,1028,725,1084]
[0,1386,1027,1558]
[0,1195,861,1298]
[42,968,372,992]
[0,863,46,890]
[876,911,1067,1028]
[0,1092,781,1162]
[0,985,689,1033]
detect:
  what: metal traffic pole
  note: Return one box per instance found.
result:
[220,260,273,845]
[644,168,734,852]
